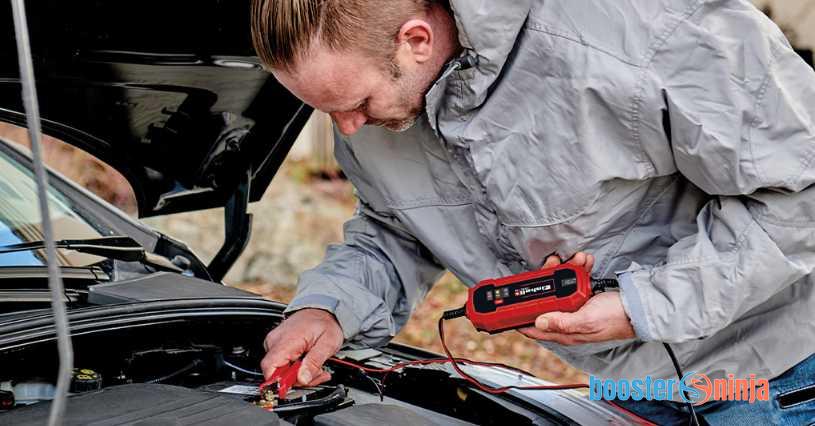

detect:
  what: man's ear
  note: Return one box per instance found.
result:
[397,19,433,63]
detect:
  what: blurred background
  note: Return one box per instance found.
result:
[0,1,812,385]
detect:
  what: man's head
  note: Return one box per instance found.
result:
[251,0,459,135]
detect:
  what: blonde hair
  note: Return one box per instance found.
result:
[251,0,433,71]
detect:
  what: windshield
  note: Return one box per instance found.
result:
[0,146,107,267]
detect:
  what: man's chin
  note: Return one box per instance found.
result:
[383,118,417,132]
[370,115,419,133]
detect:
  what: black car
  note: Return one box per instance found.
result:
[0,1,648,424]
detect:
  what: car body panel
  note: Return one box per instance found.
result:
[0,0,312,218]
[0,294,649,425]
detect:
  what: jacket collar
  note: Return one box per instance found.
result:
[449,0,533,83]
[423,0,533,133]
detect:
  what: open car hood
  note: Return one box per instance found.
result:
[0,0,312,218]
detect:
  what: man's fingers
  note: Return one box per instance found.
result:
[264,337,304,367]
[566,252,585,266]
[544,252,594,272]
[260,309,344,383]
[517,326,539,339]
[518,327,582,345]
[542,255,561,268]
[260,332,283,378]
[260,345,299,379]
[298,334,341,385]
[261,333,309,379]
[305,370,332,387]
[518,327,555,341]
[260,352,287,379]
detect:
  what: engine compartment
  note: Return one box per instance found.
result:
[0,314,557,425]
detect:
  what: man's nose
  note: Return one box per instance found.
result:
[330,111,367,136]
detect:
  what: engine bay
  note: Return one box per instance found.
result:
[0,314,558,425]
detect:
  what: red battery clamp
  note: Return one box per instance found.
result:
[464,263,611,334]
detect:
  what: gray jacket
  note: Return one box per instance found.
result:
[286,0,815,386]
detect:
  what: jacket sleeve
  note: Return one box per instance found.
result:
[286,125,447,346]
[285,196,446,348]
[618,1,815,343]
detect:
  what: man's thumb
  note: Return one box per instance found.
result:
[535,312,578,334]
[298,337,337,385]
[297,365,313,384]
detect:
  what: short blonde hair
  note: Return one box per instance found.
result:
[251,0,433,71]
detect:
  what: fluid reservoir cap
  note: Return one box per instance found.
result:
[70,368,102,393]
[0,390,13,410]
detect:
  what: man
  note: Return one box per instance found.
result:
[251,0,815,422]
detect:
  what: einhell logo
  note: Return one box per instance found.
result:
[514,284,551,297]
[589,373,770,404]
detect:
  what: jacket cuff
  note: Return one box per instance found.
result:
[285,293,361,341]
[617,272,655,341]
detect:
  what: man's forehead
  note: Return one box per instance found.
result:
[274,48,368,112]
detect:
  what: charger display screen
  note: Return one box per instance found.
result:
[473,269,578,313]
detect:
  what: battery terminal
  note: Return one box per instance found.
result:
[256,360,301,410]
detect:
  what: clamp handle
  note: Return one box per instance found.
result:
[259,359,302,400]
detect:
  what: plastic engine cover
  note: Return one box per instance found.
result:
[313,403,474,426]
[0,383,288,426]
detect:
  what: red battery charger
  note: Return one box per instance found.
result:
[464,264,597,334]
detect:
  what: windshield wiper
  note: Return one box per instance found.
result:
[0,236,182,273]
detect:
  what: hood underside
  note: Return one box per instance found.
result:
[0,0,312,217]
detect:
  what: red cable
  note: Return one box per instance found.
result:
[327,317,588,396]
[292,320,651,423]
[330,356,538,376]
[436,317,588,394]
[329,356,451,373]
[602,399,659,425]
[325,315,652,423]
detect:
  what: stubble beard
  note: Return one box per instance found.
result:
[369,60,428,133]
[378,111,420,132]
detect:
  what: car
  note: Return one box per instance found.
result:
[0,1,650,424]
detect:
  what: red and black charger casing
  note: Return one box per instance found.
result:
[465,264,592,334]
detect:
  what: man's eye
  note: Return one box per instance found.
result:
[356,99,369,113]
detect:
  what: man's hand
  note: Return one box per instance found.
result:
[518,253,635,345]
[260,308,343,386]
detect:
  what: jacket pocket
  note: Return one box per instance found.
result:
[778,384,815,409]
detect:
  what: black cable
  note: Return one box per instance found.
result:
[362,374,385,401]
[437,316,590,394]
[447,306,700,424]
[146,359,203,384]
[272,386,349,413]
[223,359,264,377]
[446,304,700,425]
[663,343,701,426]
[442,307,466,320]
[590,278,619,293]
